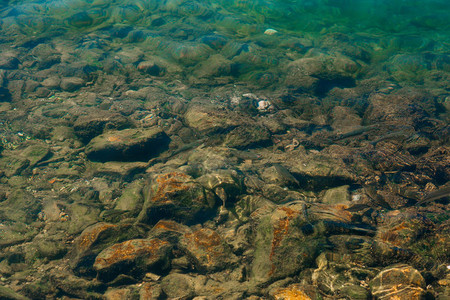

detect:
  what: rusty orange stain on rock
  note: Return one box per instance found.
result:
[152,172,193,203]
[154,220,187,232]
[94,239,169,269]
[107,136,122,142]
[269,207,299,276]
[184,228,225,266]
[273,284,311,300]
[378,221,414,245]
[78,223,116,252]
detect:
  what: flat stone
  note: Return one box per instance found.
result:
[322,185,351,205]
[160,273,197,299]
[139,282,164,299]
[179,227,238,272]
[85,127,170,162]
[289,153,356,189]
[0,142,49,177]
[370,264,427,300]
[94,238,172,282]
[73,110,131,143]
[87,161,149,179]
[250,203,324,283]
[60,77,85,92]
[138,172,216,225]
[69,222,145,276]
[185,104,241,134]
[114,179,144,212]
[41,77,61,89]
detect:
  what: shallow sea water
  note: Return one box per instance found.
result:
[0,0,449,299]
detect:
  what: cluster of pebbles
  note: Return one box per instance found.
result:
[0,0,449,299]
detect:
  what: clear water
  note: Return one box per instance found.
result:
[0,0,449,298]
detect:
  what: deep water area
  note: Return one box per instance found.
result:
[0,0,449,299]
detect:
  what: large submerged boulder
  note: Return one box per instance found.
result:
[85,127,170,162]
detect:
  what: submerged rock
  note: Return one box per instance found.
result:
[370,264,427,299]
[69,222,145,276]
[138,172,216,225]
[250,203,324,283]
[94,238,172,282]
[60,77,85,92]
[85,127,170,162]
[184,104,241,134]
[179,227,238,272]
[0,285,30,300]
[284,52,362,95]
[73,111,132,144]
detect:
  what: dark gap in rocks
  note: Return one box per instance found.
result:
[292,174,355,192]
[0,86,11,102]
[18,37,49,49]
[315,77,356,97]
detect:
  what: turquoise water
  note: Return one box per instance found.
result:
[2,0,447,90]
[1,0,448,82]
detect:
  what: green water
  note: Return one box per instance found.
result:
[5,0,443,89]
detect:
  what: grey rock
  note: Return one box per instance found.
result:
[60,77,85,92]
[160,273,197,299]
[41,77,60,89]
[114,179,144,212]
[73,110,131,143]
[85,127,170,162]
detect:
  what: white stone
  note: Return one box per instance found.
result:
[264,28,278,35]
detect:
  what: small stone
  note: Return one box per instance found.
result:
[271,284,311,299]
[257,100,271,111]
[264,28,278,35]
[60,77,85,92]
[160,273,196,299]
[41,77,61,89]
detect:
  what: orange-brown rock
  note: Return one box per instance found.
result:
[69,222,145,276]
[271,284,312,300]
[94,238,172,282]
[179,227,238,272]
[251,203,323,283]
[138,172,216,225]
[149,220,192,244]
[139,282,164,300]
